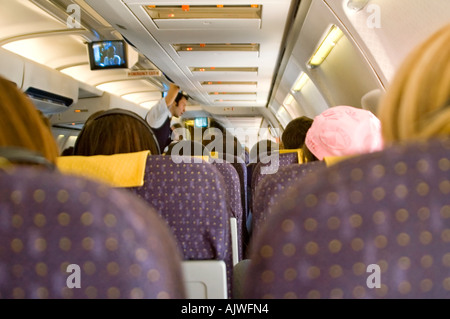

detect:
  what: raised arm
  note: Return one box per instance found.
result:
[164,83,180,107]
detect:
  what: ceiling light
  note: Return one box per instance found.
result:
[283,94,294,106]
[144,5,261,20]
[276,106,291,127]
[173,43,259,52]
[201,81,257,86]
[190,67,258,73]
[214,100,256,103]
[308,25,344,68]
[208,92,256,95]
[184,119,195,126]
[291,72,309,92]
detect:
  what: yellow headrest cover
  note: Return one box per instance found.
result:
[57,150,149,187]
[323,154,354,166]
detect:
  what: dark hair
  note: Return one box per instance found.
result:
[202,121,224,149]
[74,108,160,156]
[209,119,226,132]
[175,92,189,105]
[301,142,318,162]
[61,146,74,156]
[281,116,313,149]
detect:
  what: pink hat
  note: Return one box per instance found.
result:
[305,105,383,160]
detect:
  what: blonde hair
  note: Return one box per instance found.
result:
[0,76,59,164]
[378,24,450,144]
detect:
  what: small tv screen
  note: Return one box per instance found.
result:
[194,117,208,128]
[88,40,128,70]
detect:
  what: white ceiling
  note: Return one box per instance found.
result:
[83,0,298,111]
[324,0,450,85]
[0,0,165,110]
[0,0,298,131]
[2,0,449,124]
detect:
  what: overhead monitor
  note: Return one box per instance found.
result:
[194,117,208,128]
[88,40,128,70]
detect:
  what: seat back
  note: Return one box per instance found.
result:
[251,161,326,240]
[230,160,248,219]
[230,159,250,253]
[244,137,450,298]
[213,161,244,260]
[127,155,235,297]
[249,152,299,215]
[0,165,185,299]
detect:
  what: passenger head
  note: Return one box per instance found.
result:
[209,119,226,132]
[171,122,182,130]
[170,92,188,117]
[74,108,160,156]
[61,146,74,156]
[170,123,184,141]
[281,116,314,149]
[0,76,59,164]
[304,105,383,161]
[378,24,450,143]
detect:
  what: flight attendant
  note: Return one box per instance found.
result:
[145,83,188,152]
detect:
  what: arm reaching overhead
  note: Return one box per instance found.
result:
[145,82,184,152]
[165,83,180,108]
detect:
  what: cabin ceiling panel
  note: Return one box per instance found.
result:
[153,19,261,30]
[3,35,88,69]
[0,0,66,42]
[325,0,450,84]
[96,79,161,96]
[85,0,297,109]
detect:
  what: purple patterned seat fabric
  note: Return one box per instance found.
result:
[0,166,185,299]
[251,161,326,240]
[230,159,250,252]
[127,155,234,296]
[231,160,248,220]
[250,152,299,214]
[213,162,244,260]
[245,137,450,299]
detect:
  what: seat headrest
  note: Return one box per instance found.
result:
[57,150,149,187]
[0,146,55,170]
